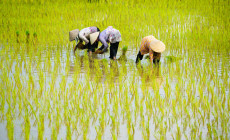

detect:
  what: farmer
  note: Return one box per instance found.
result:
[95,26,122,60]
[69,26,100,54]
[136,35,165,64]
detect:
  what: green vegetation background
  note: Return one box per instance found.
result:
[0,1,229,139]
[0,0,229,54]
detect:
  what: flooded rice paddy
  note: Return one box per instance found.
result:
[0,0,230,139]
[0,44,229,139]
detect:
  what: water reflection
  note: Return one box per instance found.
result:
[117,49,128,62]
[136,64,164,90]
[69,53,121,84]
[1,45,229,140]
[70,49,164,89]
[109,60,119,82]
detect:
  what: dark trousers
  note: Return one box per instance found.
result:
[136,51,143,63]
[87,41,98,52]
[88,27,100,52]
[109,42,119,59]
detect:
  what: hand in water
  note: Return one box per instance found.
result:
[95,49,104,54]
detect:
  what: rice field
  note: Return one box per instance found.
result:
[0,0,229,139]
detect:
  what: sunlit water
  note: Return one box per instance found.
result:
[0,44,229,140]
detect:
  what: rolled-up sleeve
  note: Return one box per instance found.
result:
[99,35,108,51]
[149,48,154,62]
[79,33,89,44]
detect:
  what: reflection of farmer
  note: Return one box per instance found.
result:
[96,26,122,60]
[69,26,100,55]
[136,65,164,89]
[136,35,165,64]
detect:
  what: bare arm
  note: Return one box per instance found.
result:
[149,49,154,63]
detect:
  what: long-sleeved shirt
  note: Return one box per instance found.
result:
[79,26,99,44]
[139,35,161,62]
[99,26,121,51]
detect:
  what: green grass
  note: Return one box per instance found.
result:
[0,0,229,139]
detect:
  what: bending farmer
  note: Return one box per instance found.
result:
[136,35,165,64]
[69,26,100,54]
[96,26,122,60]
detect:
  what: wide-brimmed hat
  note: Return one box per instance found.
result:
[150,39,166,53]
[69,29,79,41]
[90,32,100,45]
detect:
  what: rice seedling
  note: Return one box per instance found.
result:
[0,0,229,139]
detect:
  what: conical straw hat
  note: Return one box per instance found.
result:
[90,32,100,45]
[150,39,166,53]
[69,29,79,41]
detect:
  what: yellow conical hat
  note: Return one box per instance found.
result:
[69,29,79,41]
[90,32,100,45]
[150,38,166,53]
